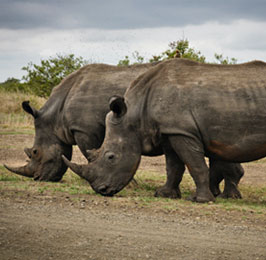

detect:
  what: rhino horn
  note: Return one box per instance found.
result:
[4,163,34,178]
[24,147,32,158]
[62,155,84,178]
[86,149,98,162]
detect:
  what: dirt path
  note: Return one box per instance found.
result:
[1,132,266,259]
[1,192,266,260]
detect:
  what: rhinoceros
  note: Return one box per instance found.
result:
[63,58,265,202]
[4,61,243,198]
[4,63,159,181]
[61,59,260,201]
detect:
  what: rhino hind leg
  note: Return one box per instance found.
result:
[219,181,242,199]
[154,140,185,199]
[209,165,223,197]
[220,164,244,199]
[209,159,244,199]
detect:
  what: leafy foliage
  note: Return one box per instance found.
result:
[0,78,31,94]
[118,39,207,65]
[0,54,88,97]
[149,39,206,63]
[1,40,238,98]
[118,39,237,66]
[21,54,88,97]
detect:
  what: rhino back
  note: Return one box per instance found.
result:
[58,63,158,145]
[125,59,266,154]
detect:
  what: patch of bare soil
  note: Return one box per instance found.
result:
[1,133,266,260]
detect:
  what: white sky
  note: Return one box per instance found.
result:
[1,0,266,82]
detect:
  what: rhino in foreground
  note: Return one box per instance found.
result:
[63,58,266,202]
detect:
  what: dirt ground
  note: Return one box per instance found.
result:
[0,133,266,260]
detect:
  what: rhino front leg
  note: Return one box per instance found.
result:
[168,135,215,203]
[154,140,185,199]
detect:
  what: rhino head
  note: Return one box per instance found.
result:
[4,101,72,181]
[63,96,142,195]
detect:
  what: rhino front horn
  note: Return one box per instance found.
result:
[62,155,84,178]
[4,164,34,178]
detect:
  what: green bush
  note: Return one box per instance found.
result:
[117,38,237,65]
[22,54,88,97]
[0,54,88,98]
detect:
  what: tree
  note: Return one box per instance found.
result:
[118,39,206,66]
[117,38,238,66]
[22,54,88,97]
[0,77,30,93]
[149,39,206,63]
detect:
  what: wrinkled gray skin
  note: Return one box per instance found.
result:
[5,63,160,181]
[62,59,259,201]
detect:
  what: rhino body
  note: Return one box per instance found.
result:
[5,63,158,181]
[5,61,243,199]
[64,58,266,202]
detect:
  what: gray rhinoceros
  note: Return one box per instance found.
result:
[4,61,243,199]
[63,58,266,202]
[4,63,158,181]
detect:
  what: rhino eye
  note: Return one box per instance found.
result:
[105,152,116,163]
[33,149,38,155]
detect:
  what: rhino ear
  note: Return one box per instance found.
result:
[22,101,39,118]
[109,96,127,118]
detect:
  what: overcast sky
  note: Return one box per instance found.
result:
[1,0,266,82]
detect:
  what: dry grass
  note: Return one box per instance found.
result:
[0,90,46,128]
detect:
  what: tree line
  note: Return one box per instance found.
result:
[0,39,237,98]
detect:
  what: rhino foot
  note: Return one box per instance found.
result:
[154,186,181,199]
[219,181,242,199]
[218,189,242,199]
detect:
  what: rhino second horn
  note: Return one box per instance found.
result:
[86,149,98,162]
[24,147,32,158]
[62,155,84,178]
[4,164,34,178]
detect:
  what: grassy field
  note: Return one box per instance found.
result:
[1,163,265,215]
[0,89,265,219]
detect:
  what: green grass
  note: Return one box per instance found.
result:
[0,166,95,196]
[0,89,265,219]
[1,163,266,217]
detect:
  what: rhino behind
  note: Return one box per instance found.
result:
[4,63,158,181]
